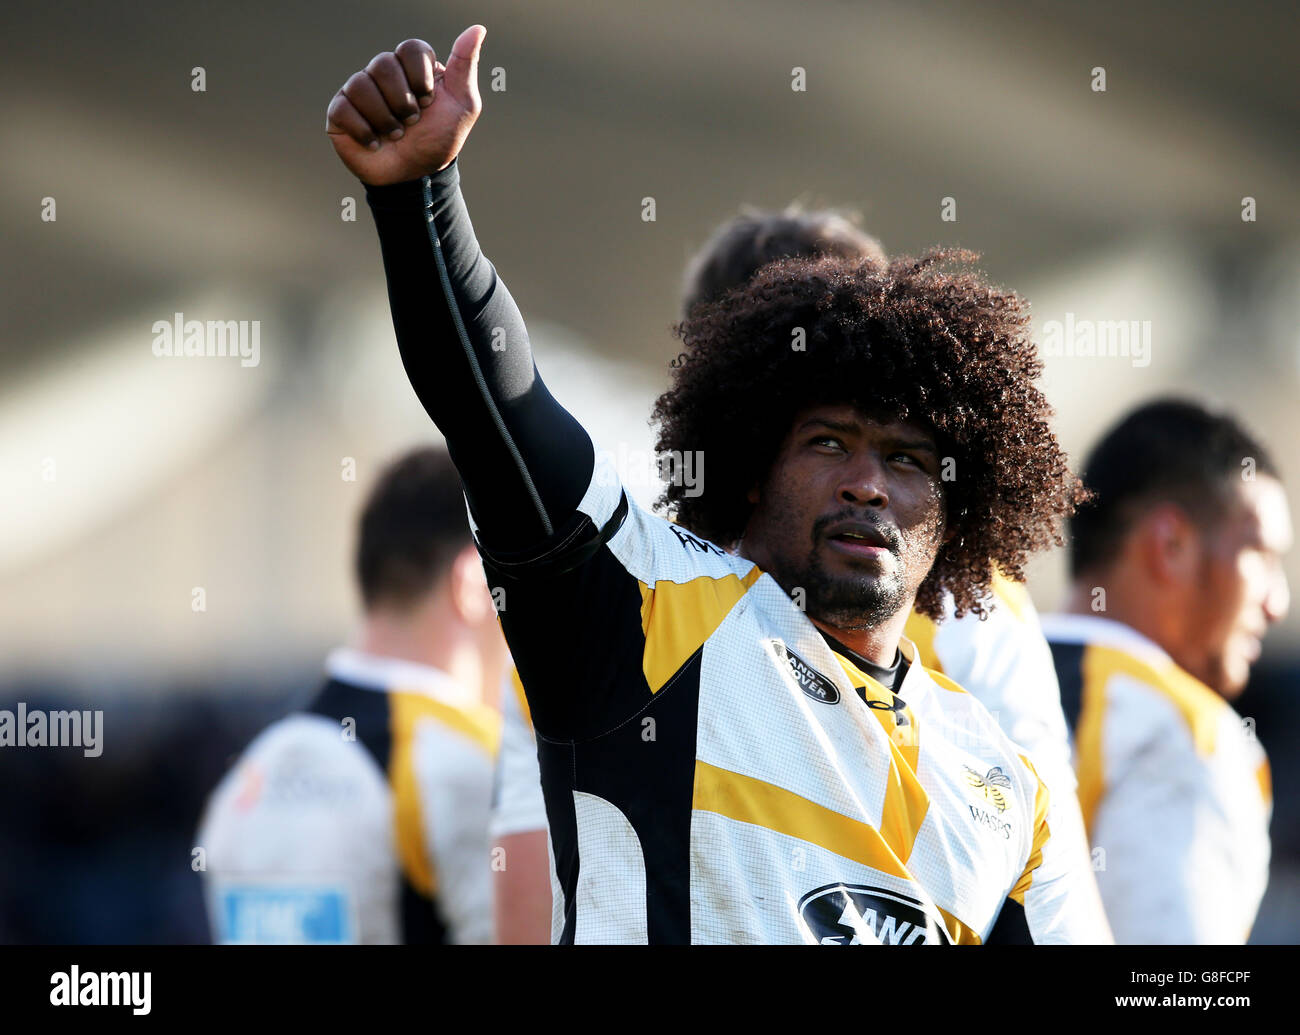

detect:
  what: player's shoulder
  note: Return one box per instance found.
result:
[905,578,1052,680]
[389,684,501,759]
[1042,613,1229,756]
[934,577,1047,649]
[237,711,366,772]
[200,712,389,838]
[608,491,760,587]
[907,654,1030,754]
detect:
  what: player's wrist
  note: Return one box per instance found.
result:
[363,158,459,208]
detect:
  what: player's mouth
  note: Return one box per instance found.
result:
[823,519,892,560]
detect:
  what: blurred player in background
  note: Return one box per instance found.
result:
[1042,399,1292,943]
[196,447,507,943]
[493,204,1105,943]
[328,28,1111,944]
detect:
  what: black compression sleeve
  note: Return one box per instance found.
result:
[364,159,595,555]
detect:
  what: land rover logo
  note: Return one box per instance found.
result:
[771,641,840,704]
[798,883,953,945]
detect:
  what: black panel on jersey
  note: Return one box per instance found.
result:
[305,680,447,945]
[537,738,580,945]
[1048,641,1086,735]
[400,877,449,945]
[306,679,391,771]
[537,649,703,945]
[985,896,1033,944]
[489,542,655,743]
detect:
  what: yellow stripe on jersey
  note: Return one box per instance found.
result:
[691,761,978,940]
[692,760,911,879]
[638,566,763,693]
[829,650,929,865]
[388,690,503,898]
[925,669,969,696]
[1074,647,1109,835]
[937,906,984,945]
[902,612,942,673]
[509,666,531,727]
[1074,644,1227,833]
[989,572,1032,625]
[1008,753,1051,904]
[1256,759,1272,806]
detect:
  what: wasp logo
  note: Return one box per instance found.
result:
[963,765,1013,812]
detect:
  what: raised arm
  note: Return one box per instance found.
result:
[326,28,596,557]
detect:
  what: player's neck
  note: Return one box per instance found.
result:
[807,610,909,668]
[358,607,487,705]
[1063,577,1175,657]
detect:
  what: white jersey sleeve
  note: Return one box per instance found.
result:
[490,667,549,839]
[1010,754,1111,944]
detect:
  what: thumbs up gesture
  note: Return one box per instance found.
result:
[327,26,486,186]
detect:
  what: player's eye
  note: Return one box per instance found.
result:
[810,435,845,450]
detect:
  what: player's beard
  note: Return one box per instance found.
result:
[792,546,909,630]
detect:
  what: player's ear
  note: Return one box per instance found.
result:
[449,543,495,624]
[1141,503,1199,586]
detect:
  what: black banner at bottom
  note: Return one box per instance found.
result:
[1,944,1293,1023]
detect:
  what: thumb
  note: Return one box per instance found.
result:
[443,24,485,102]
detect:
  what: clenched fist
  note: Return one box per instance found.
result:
[326,26,485,186]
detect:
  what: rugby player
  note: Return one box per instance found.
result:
[197,448,505,943]
[327,26,1110,943]
[1042,399,1292,943]
[494,205,1106,942]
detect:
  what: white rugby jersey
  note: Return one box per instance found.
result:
[197,649,500,944]
[1041,613,1272,944]
[492,544,1107,941]
[475,452,1109,944]
[490,668,546,840]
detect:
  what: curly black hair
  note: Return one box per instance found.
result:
[651,248,1084,620]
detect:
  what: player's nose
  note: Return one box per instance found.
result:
[837,453,889,508]
[1262,568,1290,625]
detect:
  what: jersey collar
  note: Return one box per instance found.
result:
[324,647,478,706]
[1038,612,1172,668]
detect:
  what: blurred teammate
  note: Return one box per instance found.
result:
[196,448,507,943]
[494,205,1105,942]
[328,27,1110,943]
[1042,399,1292,943]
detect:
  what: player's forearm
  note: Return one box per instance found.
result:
[365,160,595,551]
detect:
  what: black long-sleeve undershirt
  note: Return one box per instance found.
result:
[364,159,596,562]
